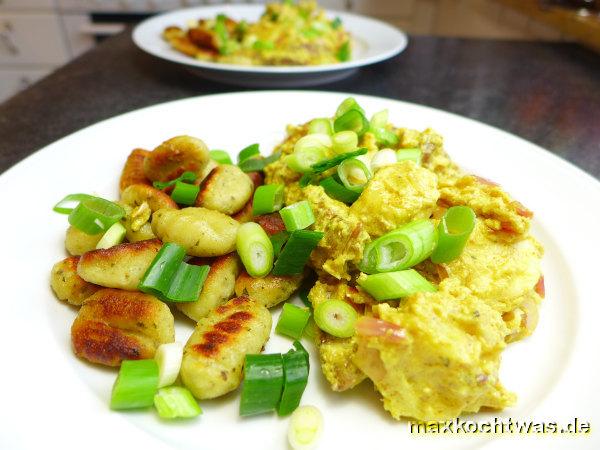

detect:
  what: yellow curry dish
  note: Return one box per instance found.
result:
[49,97,545,444]
[162,1,352,66]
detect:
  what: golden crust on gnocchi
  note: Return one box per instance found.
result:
[77,238,162,290]
[71,288,175,366]
[51,256,101,306]
[181,296,271,399]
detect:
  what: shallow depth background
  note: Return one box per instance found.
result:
[1,0,597,102]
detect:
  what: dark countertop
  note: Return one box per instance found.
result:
[1,31,599,178]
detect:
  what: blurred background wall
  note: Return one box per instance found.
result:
[0,0,597,102]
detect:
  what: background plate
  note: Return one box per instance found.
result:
[1,92,598,450]
[132,5,407,87]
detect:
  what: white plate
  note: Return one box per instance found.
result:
[1,92,598,450]
[132,5,407,87]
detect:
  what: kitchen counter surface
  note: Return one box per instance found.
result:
[1,30,599,178]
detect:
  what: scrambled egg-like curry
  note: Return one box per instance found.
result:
[265,119,544,421]
[163,1,351,66]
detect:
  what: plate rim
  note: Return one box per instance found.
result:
[131,4,408,74]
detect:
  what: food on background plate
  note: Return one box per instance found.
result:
[49,97,544,433]
[162,0,352,66]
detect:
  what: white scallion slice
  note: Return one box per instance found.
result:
[288,405,324,450]
[154,342,183,388]
[332,130,358,154]
[95,222,126,249]
[370,148,397,171]
[370,109,389,129]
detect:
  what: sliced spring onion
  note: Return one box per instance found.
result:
[215,13,230,54]
[239,151,281,172]
[53,193,94,214]
[164,263,209,302]
[287,149,327,174]
[238,143,260,163]
[298,173,314,188]
[334,109,369,137]
[370,149,398,171]
[337,41,351,62]
[272,230,324,276]
[319,176,360,204]
[68,196,126,235]
[309,147,367,174]
[396,148,422,165]
[288,405,323,450]
[308,118,333,136]
[253,40,274,50]
[278,349,310,416]
[154,386,202,419]
[111,359,159,410]
[153,171,196,190]
[154,342,183,388]
[335,97,365,118]
[276,303,311,340]
[270,231,290,259]
[331,16,342,29]
[292,340,310,368]
[139,243,186,298]
[370,109,389,129]
[253,184,284,216]
[295,134,332,154]
[287,134,331,174]
[357,270,437,301]
[314,300,358,338]
[371,127,399,147]
[95,222,126,249]
[236,222,274,278]
[430,206,476,264]
[138,243,210,302]
[171,181,200,206]
[240,354,284,416]
[359,219,437,274]
[209,149,232,165]
[332,130,358,154]
[337,157,372,193]
[279,201,315,231]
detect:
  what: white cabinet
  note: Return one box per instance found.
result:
[0,13,69,65]
[60,13,96,57]
[0,67,50,102]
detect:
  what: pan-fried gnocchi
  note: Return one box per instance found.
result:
[65,225,103,256]
[180,296,272,399]
[152,207,239,257]
[71,288,175,366]
[177,253,242,322]
[51,256,101,306]
[77,239,161,290]
[120,184,178,242]
[143,135,210,182]
[119,148,150,193]
[235,271,304,308]
[196,165,254,215]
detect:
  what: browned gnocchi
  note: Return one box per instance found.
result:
[151,207,239,257]
[71,288,175,366]
[176,253,242,322]
[77,239,161,290]
[50,256,101,306]
[143,135,210,183]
